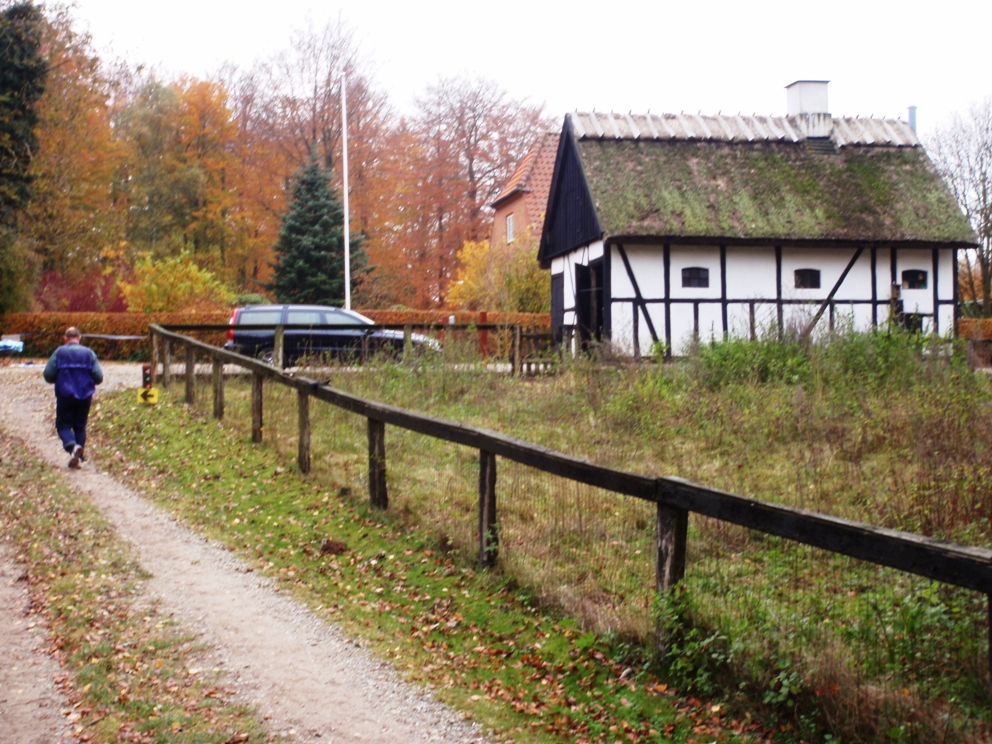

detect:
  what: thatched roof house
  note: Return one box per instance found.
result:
[537,81,976,355]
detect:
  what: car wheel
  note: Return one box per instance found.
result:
[259,348,276,367]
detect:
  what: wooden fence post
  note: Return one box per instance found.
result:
[297,388,310,474]
[403,325,412,357]
[151,331,160,385]
[479,450,498,567]
[655,499,688,657]
[162,339,172,388]
[212,357,224,420]
[251,372,263,443]
[511,325,522,377]
[479,311,488,359]
[185,345,195,405]
[273,326,285,369]
[368,418,387,509]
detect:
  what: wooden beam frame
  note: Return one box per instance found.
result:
[799,246,864,340]
[775,246,783,336]
[616,243,659,345]
[720,245,728,339]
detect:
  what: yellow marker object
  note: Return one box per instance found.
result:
[138,387,159,404]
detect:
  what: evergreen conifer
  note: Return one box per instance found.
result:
[269,155,365,306]
[0,2,47,312]
[0,2,46,221]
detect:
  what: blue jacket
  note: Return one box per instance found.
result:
[43,342,103,400]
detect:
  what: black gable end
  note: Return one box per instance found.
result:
[538,115,603,266]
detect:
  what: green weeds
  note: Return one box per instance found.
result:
[310,328,991,741]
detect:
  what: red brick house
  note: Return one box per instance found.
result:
[490,132,560,246]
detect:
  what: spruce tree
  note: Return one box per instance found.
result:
[0,2,46,222]
[269,155,365,306]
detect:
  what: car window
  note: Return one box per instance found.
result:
[286,310,323,325]
[323,310,369,326]
[240,310,283,325]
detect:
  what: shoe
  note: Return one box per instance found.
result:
[68,445,83,469]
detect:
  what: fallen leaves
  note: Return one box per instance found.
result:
[0,437,268,743]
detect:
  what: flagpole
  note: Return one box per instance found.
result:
[341,70,351,311]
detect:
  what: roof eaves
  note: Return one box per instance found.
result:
[604,234,978,250]
[490,187,533,209]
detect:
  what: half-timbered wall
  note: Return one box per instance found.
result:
[553,242,957,357]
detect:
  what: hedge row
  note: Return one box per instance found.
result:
[958,318,992,340]
[0,312,229,360]
[358,310,550,327]
[1,310,552,360]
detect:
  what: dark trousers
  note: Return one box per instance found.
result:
[55,396,92,453]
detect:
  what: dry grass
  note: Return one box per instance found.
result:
[199,328,991,741]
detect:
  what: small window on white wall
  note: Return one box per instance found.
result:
[795,269,821,289]
[902,269,927,289]
[506,213,515,243]
[681,267,709,288]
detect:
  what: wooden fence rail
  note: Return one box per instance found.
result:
[158,322,555,376]
[148,324,992,701]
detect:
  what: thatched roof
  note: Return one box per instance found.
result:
[539,113,976,263]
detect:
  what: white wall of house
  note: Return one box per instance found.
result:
[557,241,958,357]
[553,241,604,352]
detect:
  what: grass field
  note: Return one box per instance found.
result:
[99,328,992,742]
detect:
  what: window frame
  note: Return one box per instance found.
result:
[506,213,515,244]
[902,269,928,290]
[681,266,710,288]
[794,268,821,289]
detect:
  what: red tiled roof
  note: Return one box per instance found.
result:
[526,132,559,219]
[490,132,560,209]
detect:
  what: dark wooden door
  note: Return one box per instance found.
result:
[576,259,604,349]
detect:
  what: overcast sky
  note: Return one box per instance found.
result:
[69,0,991,138]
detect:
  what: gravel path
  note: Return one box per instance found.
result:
[0,362,486,743]
[0,545,73,743]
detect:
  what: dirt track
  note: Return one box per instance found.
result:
[0,362,484,743]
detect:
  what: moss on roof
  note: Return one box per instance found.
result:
[576,139,976,245]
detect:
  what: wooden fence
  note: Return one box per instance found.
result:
[163,322,555,376]
[148,324,992,703]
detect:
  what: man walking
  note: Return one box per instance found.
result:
[43,327,103,469]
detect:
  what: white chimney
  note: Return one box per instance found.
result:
[786,80,832,138]
[787,80,829,115]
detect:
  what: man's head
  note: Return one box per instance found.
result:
[65,327,81,343]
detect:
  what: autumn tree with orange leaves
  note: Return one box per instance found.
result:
[360,77,549,309]
[3,6,553,315]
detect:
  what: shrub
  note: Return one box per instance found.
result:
[0,312,228,360]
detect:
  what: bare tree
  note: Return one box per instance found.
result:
[406,76,549,305]
[927,99,992,314]
[417,76,548,242]
[261,18,390,177]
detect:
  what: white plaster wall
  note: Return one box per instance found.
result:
[875,248,894,301]
[556,241,605,318]
[669,246,720,300]
[614,245,665,299]
[938,305,955,335]
[780,247,870,302]
[937,251,954,303]
[896,248,934,315]
[560,241,957,357]
[725,247,777,299]
[645,304,666,354]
